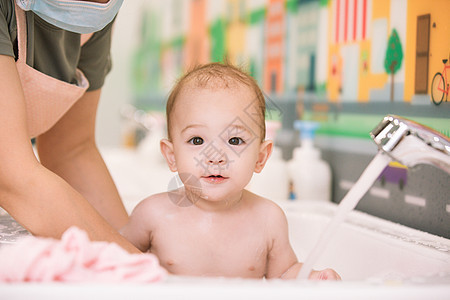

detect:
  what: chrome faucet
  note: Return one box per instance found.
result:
[370,115,450,174]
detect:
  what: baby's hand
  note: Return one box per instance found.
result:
[309,268,341,281]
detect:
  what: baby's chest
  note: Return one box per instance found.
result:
[151,227,269,278]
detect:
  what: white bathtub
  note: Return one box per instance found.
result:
[281,200,450,281]
[2,148,449,299]
[1,200,449,300]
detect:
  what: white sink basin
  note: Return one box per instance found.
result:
[2,148,449,299]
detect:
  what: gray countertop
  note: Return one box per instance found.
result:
[0,210,30,246]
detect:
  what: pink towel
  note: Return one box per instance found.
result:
[0,227,167,283]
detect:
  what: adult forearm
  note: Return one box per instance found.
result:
[36,89,128,230]
[38,140,129,230]
[1,163,139,254]
[0,55,137,253]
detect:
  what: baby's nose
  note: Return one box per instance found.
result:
[205,150,227,165]
[207,157,226,165]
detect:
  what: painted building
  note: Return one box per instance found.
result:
[208,0,227,62]
[185,0,210,69]
[131,0,450,108]
[366,0,406,102]
[327,0,373,102]
[405,0,450,103]
[160,0,188,91]
[264,0,286,94]
[225,0,248,66]
[131,5,162,98]
[325,0,450,103]
[245,0,267,86]
[315,0,330,96]
[285,0,299,93]
[285,0,320,93]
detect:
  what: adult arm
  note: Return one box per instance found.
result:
[0,55,139,253]
[36,88,129,230]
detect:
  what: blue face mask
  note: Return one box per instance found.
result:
[16,0,124,34]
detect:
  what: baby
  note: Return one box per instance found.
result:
[120,63,340,280]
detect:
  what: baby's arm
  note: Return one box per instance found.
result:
[280,264,341,280]
[119,197,156,252]
[264,204,299,279]
[308,269,341,280]
[265,204,341,280]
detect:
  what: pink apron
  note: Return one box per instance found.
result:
[15,3,92,138]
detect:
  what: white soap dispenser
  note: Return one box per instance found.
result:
[248,121,289,200]
[288,120,331,202]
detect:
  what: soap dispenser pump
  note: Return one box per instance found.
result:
[288,121,331,201]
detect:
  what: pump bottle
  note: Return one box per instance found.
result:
[288,121,331,201]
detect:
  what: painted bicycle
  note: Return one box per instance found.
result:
[430,57,450,105]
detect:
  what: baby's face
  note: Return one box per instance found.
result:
[168,84,267,204]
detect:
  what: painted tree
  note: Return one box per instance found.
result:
[384,29,404,102]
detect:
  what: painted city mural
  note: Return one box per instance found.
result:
[125,0,449,236]
[130,0,449,137]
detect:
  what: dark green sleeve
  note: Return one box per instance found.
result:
[78,19,114,91]
[0,0,15,58]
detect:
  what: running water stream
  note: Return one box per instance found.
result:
[297,151,393,280]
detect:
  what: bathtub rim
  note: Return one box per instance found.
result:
[1,275,450,300]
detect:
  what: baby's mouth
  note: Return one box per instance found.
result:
[202,175,228,183]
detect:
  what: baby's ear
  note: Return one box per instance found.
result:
[160,139,177,172]
[254,140,273,173]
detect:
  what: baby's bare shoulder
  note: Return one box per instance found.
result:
[243,191,289,242]
[131,192,172,217]
[244,190,286,220]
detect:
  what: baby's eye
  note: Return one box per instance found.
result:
[228,137,244,145]
[188,137,204,145]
